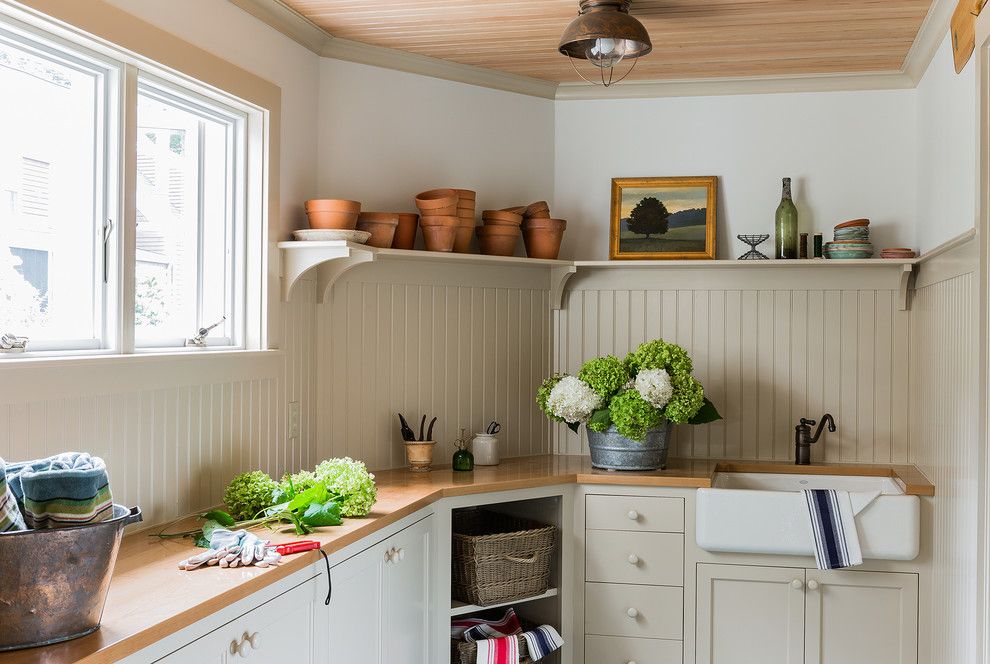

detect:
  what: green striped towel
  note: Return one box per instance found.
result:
[0,457,26,532]
[5,453,113,529]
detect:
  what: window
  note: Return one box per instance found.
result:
[0,9,260,356]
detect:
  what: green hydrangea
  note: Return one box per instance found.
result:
[223,471,277,520]
[608,390,663,441]
[536,373,565,421]
[313,457,377,517]
[665,374,705,424]
[625,339,693,377]
[578,355,629,400]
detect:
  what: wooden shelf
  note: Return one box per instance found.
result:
[278,241,917,310]
[450,588,559,617]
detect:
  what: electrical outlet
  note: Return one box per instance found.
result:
[288,401,300,439]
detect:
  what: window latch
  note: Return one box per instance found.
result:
[0,333,28,353]
[185,315,226,347]
[102,219,113,284]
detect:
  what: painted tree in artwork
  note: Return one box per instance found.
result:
[627,196,670,238]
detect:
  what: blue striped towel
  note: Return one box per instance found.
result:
[5,452,113,529]
[0,457,26,532]
[520,625,564,661]
[804,488,863,570]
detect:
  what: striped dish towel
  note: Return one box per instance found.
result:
[452,608,523,642]
[0,457,26,532]
[520,625,564,661]
[475,635,519,664]
[6,453,113,529]
[803,488,862,570]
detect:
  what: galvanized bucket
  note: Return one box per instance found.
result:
[586,422,672,471]
[0,504,142,651]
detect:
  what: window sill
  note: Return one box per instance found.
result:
[0,347,282,369]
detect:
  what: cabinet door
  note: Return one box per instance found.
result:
[805,570,918,664]
[327,538,387,663]
[696,564,804,664]
[384,515,434,664]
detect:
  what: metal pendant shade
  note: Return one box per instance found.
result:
[558,0,652,62]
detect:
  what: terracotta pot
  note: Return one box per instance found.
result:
[419,215,459,252]
[453,218,475,253]
[524,200,551,219]
[835,218,870,229]
[481,210,523,225]
[523,218,566,259]
[305,199,361,230]
[500,206,527,215]
[392,213,420,250]
[404,441,436,472]
[477,225,520,257]
[415,189,459,216]
[482,218,523,228]
[455,189,476,202]
[356,212,399,248]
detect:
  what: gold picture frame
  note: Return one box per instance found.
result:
[609,176,718,260]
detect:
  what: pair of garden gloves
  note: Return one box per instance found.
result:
[178,529,282,570]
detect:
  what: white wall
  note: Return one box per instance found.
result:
[317,58,555,217]
[916,34,978,253]
[554,90,917,260]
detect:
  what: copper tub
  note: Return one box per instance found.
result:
[0,504,142,651]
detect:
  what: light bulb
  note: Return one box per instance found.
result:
[586,37,626,68]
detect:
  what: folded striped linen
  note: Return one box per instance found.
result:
[475,635,519,664]
[5,452,113,529]
[803,488,864,570]
[0,457,26,532]
[452,608,523,642]
[520,625,564,661]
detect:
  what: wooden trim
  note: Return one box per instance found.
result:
[225,0,331,54]
[904,0,959,82]
[917,228,978,264]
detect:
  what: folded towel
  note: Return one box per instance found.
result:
[475,635,519,664]
[520,625,564,661]
[452,608,523,642]
[5,452,113,529]
[804,488,862,570]
[0,457,26,532]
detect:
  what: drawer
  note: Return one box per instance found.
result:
[586,495,684,533]
[586,530,683,586]
[586,582,682,640]
[585,635,682,664]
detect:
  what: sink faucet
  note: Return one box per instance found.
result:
[794,414,836,465]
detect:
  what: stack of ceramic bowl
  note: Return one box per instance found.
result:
[297,199,371,243]
[478,209,522,256]
[415,189,459,252]
[823,219,873,259]
[520,201,566,259]
[454,190,476,253]
[356,212,399,248]
[879,247,916,259]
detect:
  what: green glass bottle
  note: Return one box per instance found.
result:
[775,177,798,259]
[452,428,474,471]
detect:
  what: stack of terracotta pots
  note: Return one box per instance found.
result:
[415,189,459,252]
[392,213,420,250]
[356,212,399,248]
[454,190,476,253]
[478,209,523,256]
[304,199,360,229]
[521,201,566,260]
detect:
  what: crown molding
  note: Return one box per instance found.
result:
[225,0,331,54]
[902,0,956,83]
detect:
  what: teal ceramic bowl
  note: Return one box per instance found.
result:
[824,248,874,259]
[833,228,870,241]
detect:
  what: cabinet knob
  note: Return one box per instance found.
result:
[235,638,250,658]
[385,547,396,563]
[627,510,639,521]
[246,632,260,650]
[626,607,639,619]
[397,547,405,562]
[627,554,640,565]
[790,579,803,590]
[627,661,638,664]
[807,579,819,590]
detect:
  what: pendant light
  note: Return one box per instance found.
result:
[558,0,652,87]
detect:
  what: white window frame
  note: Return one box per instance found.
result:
[0,3,267,359]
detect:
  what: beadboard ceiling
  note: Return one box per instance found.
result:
[278,0,937,83]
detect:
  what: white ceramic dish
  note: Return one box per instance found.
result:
[293,229,371,243]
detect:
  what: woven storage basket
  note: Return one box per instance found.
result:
[451,635,533,664]
[451,509,556,606]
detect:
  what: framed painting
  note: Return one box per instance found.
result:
[609,176,718,260]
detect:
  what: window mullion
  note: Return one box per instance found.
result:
[119,63,138,354]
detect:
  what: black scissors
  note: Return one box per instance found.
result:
[486,420,501,435]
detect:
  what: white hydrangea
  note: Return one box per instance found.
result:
[635,368,674,409]
[547,375,602,423]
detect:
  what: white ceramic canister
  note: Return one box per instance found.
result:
[470,432,499,465]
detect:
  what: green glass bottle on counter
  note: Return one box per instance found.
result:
[775,177,798,259]
[452,428,474,471]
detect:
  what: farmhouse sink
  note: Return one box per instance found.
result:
[696,472,920,561]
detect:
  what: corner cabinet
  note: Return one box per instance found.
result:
[327,514,434,664]
[696,564,918,664]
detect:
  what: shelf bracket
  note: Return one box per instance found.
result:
[280,242,376,303]
[898,264,915,311]
[550,265,578,310]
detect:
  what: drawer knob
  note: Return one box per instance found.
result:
[235,638,250,658]
[627,510,639,521]
[626,607,639,619]
[247,632,260,650]
[397,547,405,562]
[627,661,638,664]
[791,579,803,590]
[627,554,640,565]
[807,579,819,590]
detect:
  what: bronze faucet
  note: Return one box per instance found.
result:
[794,414,835,465]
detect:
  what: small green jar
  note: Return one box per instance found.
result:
[452,448,474,472]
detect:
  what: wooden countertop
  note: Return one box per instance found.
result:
[0,455,933,664]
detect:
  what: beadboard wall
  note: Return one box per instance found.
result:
[0,285,317,528]
[315,260,552,469]
[908,238,979,663]
[551,269,911,463]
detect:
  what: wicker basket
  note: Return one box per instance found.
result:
[450,617,538,664]
[451,509,556,607]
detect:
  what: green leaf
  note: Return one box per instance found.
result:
[201,509,236,527]
[688,397,722,425]
[588,408,612,432]
[566,421,580,434]
[288,483,328,512]
[193,532,211,548]
[201,519,224,543]
[301,500,342,527]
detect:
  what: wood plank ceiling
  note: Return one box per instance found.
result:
[281,0,937,82]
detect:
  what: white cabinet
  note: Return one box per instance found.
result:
[327,514,434,664]
[697,564,918,664]
[155,576,323,664]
